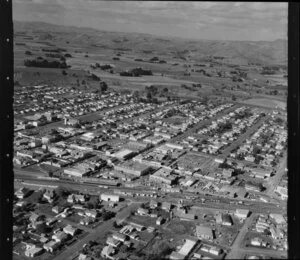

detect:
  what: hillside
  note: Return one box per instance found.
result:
[14,21,287,66]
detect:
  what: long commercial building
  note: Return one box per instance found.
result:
[114,161,151,176]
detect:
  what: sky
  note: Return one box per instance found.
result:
[13,1,288,41]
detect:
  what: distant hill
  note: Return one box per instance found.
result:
[14,21,287,66]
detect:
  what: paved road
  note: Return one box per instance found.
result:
[22,102,127,134]
[265,152,287,197]
[221,115,269,158]
[171,104,240,143]
[238,247,287,259]
[226,213,256,259]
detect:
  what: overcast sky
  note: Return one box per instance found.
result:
[13,1,288,41]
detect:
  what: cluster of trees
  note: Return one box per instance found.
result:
[268,90,279,95]
[91,63,113,71]
[120,67,153,77]
[196,69,212,77]
[192,83,202,88]
[218,122,233,133]
[148,56,167,63]
[24,57,68,69]
[80,240,103,258]
[45,53,65,59]
[99,81,108,93]
[42,48,66,53]
[102,210,115,221]
[274,117,284,124]
[145,85,159,100]
[88,73,100,81]
[234,109,253,119]
[181,84,201,91]
[261,66,280,75]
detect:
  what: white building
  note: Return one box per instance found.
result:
[100,194,120,202]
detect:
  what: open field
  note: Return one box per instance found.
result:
[241,98,286,109]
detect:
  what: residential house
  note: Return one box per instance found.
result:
[43,240,60,253]
[52,206,63,214]
[101,245,115,259]
[196,225,214,240]
[137,207,149,216]
[85,209,99,219]
[52,231,68,243]
[235,209,250,220]
[106,237,122,248]
[43,189,56,203]
[63,225,78,236]
[161,202,172,212]
[29,212,43,223]
[156,217,165,225]
[80,217,94,226]
[149,200,158,209]
[15,187,31,199]
[24,245,44,257]
[112,233,127,242]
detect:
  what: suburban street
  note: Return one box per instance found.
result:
[54,203,141,260]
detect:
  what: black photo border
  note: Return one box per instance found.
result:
[0,1,299,259]
[288,1,300,260]
[0,0,14,259]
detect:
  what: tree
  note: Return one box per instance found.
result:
[14,81,21,87]
[202,96,209,105]
[48,171,53,178]
[99,81,108,92]
[113,221,120,228]
[102,211,115,221]
[146,91,152,101]
[145,241,173,260]
[133,90,140,98]
[36,223,51,234]
[87,202,94,209]
[119,245,128,253]
[56,187,71,198]
[274,117,284,124]
[253,147,261,155]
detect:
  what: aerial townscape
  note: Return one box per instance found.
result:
[12,2,287,260]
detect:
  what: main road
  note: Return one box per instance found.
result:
[226,213,256,259]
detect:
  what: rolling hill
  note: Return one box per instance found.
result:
[14,21,287,66]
